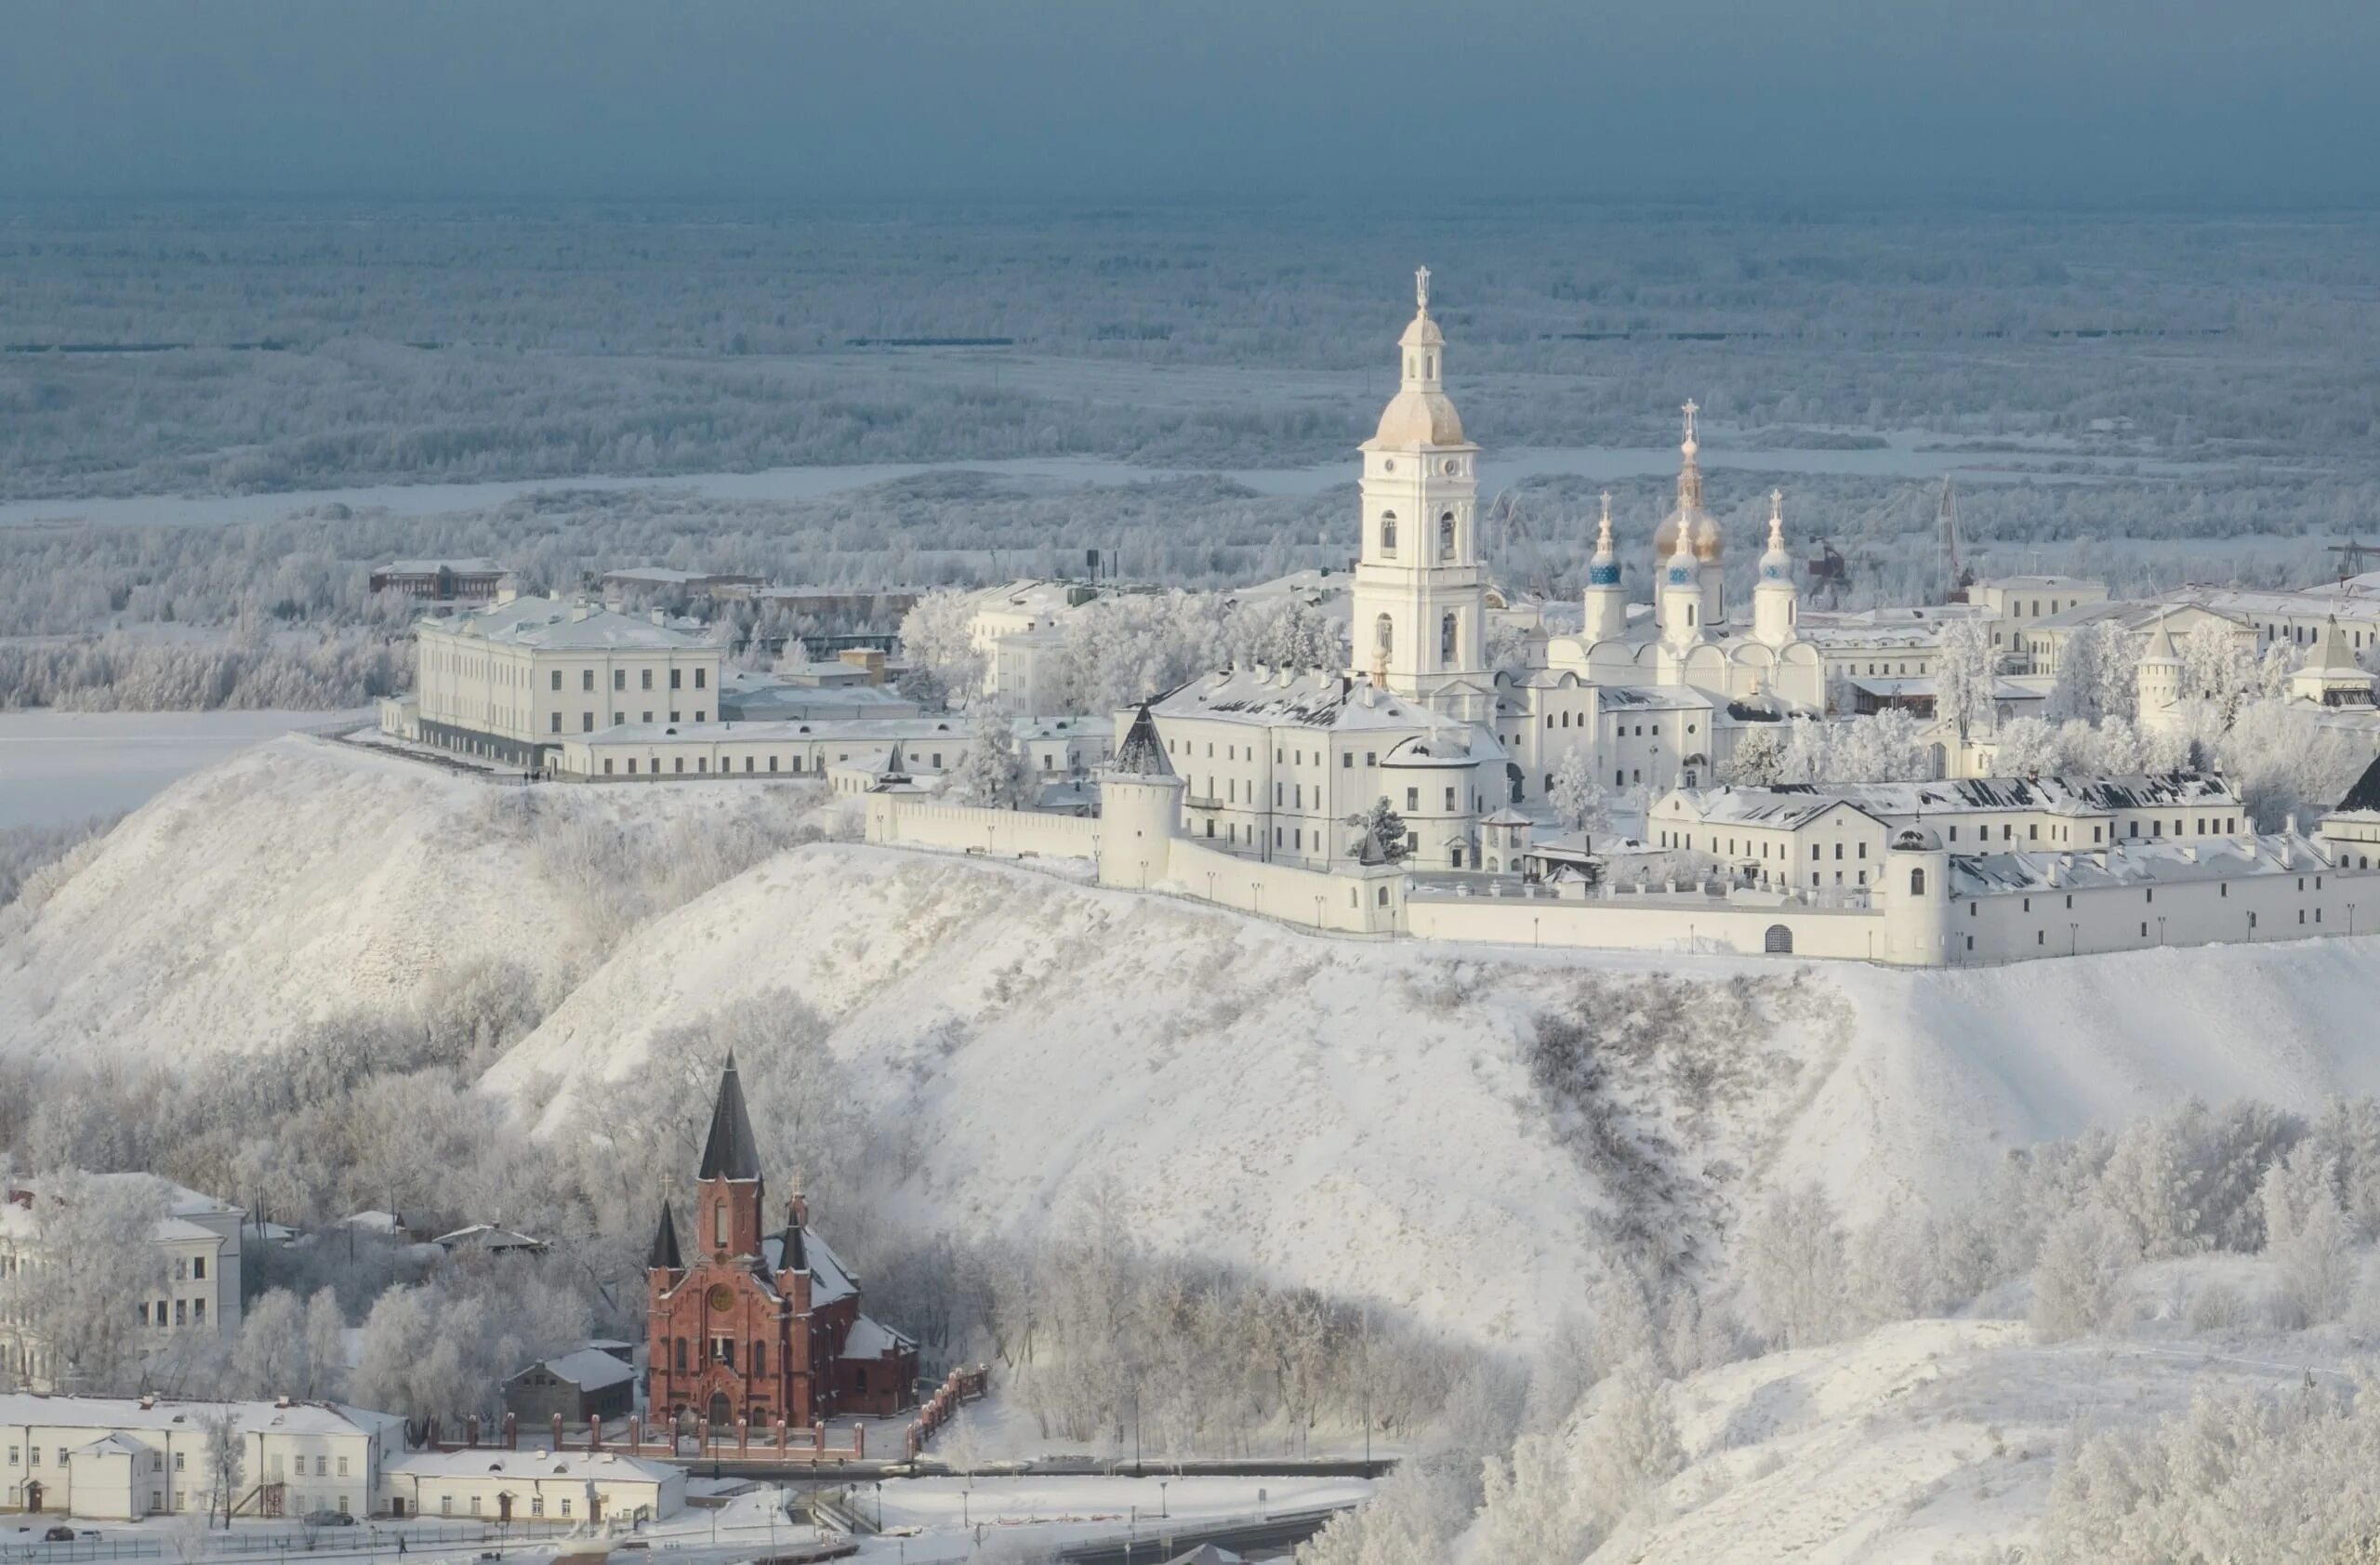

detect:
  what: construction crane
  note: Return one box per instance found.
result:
[1806,539,1857,608]
[2329,539,2380,582]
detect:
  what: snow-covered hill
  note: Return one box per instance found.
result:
[0,736,836,1067]
[11,736,2380,1348]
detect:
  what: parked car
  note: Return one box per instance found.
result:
[302,1512,357,1529]
[43,1526,75,1542]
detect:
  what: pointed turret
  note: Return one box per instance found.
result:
[647,1200,684,1274]
[1753,489,1800,649]
[2136,611,2186,735]
[1111,701,1172,776]
[694,1054,767,1260]
[2292,615,2377,709]
[699,1053,763,1182]
[1582,491,1628,642]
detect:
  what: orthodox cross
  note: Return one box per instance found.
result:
[1415,266,1431,312]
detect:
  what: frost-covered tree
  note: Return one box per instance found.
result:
[1348,799,1412,862]
[2027,1203,2135,1341]
[0,1173,169,1392]
[1827,709,1935,782]
[1991,714,2062,778]
[1742,1185,1847,1350]
[1936,617,1997,742]
[2218,696,2368,828]
[1223,596,1343,673]
[1547,749,1607,833]
[954,707,1030,809]
[1054,592,1223,714]
[197,1408,245,1528]
[1717,725,1786,785]
[896,588,986,710]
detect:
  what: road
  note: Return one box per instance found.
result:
[1051,1506,1349,1564]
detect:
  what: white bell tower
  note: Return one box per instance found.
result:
[1352,267,1489,719]
[1753,489,1800,648]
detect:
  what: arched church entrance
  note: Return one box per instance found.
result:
[707,1392,732,1433]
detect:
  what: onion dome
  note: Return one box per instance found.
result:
[1651,400,1723,563]
[1758,489,1794,583]
[1588,492,1620,587]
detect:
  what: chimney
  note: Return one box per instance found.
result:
[569,603,592,623]
[273,1395,290,1409]
[139,1394,157,1410]
[649,609,667,626]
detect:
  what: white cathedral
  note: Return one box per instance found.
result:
[1144,269,1829,872]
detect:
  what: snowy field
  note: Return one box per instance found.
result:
[0,709,362,828]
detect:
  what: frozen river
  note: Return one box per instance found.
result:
[0,710,360,830]
[0,435,2224,532]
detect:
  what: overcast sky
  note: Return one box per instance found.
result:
[6,0,2374,208]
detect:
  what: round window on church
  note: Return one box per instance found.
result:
[707,1284,735,1313]
[1443,458,1460,475]
[1382,458,1396,473]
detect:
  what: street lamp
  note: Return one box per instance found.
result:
[875,1481,883,1532]
[1159,1480,1170,1519]
[2157,915,2166,946]
[1314,894,1324,927]
[2069,921,2078,956]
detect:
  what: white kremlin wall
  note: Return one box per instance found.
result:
[862,785,2380,966]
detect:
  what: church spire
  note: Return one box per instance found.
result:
[647,1199,684,1274]
[699,1053,763,1182]
[1675,400,1705,514]
[1754,488,1800,649]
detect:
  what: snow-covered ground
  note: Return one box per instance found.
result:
[13,736,2380,1347]
[0,709,361,828]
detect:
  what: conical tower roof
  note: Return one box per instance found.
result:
[698,1053,764,1181]
[1111,702,1173,777]
[2310,615,2360,674]
[647,1199,684,1271]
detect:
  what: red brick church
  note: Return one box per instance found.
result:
[645,1056,919,1427]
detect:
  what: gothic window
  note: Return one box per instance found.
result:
[1374,613,1394,659]
[1380,512,1397,557]
[1440,612,1457,663]
[714,1203,726,1248]
[1438,511,1456,561]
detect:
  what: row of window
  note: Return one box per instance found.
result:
[138,1297,203,1327]
[553,709,703,733]
[661,1336,771,1376]
[553,667,706,693]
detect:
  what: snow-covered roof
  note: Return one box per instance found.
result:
[2028,598,2253,635]
[432,1224,548,1253]
[761,1227,857,1309]
[575,713,1106,749]
[1152,667,1431,732]
[842,1315,915,1359]
[1950,832,2315,895]
[1671,773,2238,831]
[0,1395,402,1440]
[434,596,710,653]
[1593,684,1714,712]
[72,1433,147,1459]
[0,1173,241,1246]
[517,1348,638,1393]
[385,1448,676,1483]
[335,1210,405,1234]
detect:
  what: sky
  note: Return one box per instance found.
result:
[4,0,2376,209]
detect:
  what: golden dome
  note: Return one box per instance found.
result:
[1653,506,1724,562]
